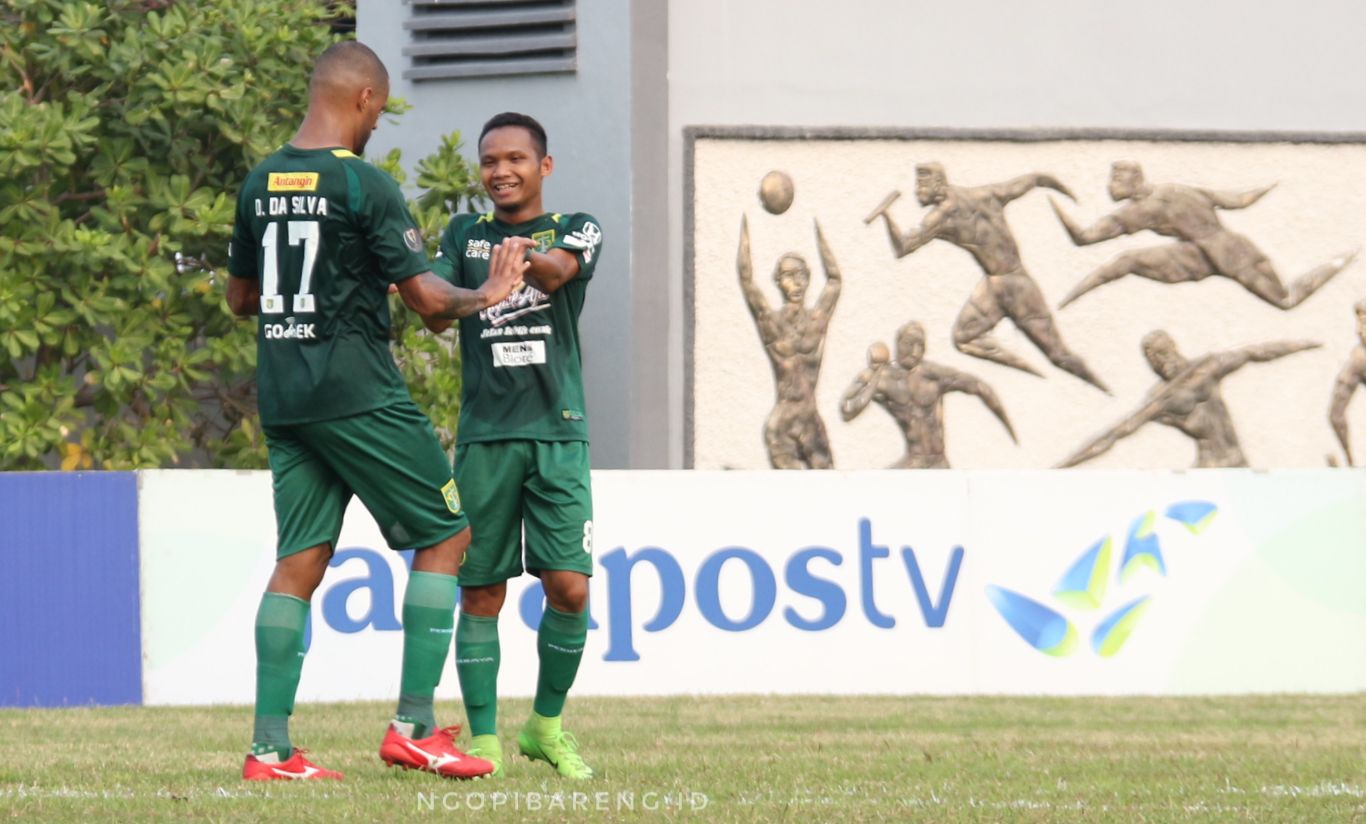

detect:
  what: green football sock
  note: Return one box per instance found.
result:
[252,592,309,758]
[395,571,459,739]
[533,606,588,719]
[455,612,501,737]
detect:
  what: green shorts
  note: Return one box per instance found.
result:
[454,440,593,586]
[264,401,469,558]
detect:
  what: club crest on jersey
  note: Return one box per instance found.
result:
[531,229,556,253]
[441,479,462,515]
[563,221,602,263]
[403,228,423,253]
[268,172,319,192]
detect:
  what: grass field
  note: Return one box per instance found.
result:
[2,694,1363,822]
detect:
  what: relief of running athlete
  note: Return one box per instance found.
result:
[1052,161,1356,310]
[866,163,1108,392]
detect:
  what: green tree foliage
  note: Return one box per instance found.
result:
[0,0,483,470]
[374,132,487,450]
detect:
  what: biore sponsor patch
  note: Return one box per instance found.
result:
[492,341,546,367]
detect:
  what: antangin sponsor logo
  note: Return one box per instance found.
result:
[268,172,320,192]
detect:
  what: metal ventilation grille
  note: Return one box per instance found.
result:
[404,0,577,81]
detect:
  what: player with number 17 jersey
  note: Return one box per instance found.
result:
[228,145,429,426]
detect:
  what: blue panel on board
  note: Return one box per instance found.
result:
[0,472,142,706]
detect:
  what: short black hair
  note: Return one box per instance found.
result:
[479,112,548,157]
[311,40,388,94]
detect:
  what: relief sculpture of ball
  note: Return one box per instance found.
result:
[758,170,795,215]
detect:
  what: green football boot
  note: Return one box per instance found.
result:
[517,712,593,780]
[465,733,504,778]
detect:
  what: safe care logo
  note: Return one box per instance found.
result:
[985,501,1217,657]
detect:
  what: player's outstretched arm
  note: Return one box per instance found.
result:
[994,173,1075,204]
[1050,197,1127,247]
[1200,183,1276,210]
[884,208,942,259]
[1057,397,1163,468]
[226,276,260,317]
[1329,353,1366,466]
[1246,339,1321,363]
[396,241,527,322]
[1215,340,1320,378]
[840,343,888,422]
[813,219,842,322]
[737,216,779,343]
[839,369,878,422]
[944,368,1017,443]
[518,236,582,294]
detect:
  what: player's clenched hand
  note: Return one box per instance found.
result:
[479,240,529,308]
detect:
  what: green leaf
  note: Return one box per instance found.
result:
[0,1,479,470]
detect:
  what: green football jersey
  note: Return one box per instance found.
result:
[227,145,430,426]
[433,211,602,444]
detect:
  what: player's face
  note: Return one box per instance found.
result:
[480,127,550,216]
[1143,339,1182,380]
[774,258,809,302]
[1109,167,1139,201]
[896,330,925,368]
[915,170,945,206]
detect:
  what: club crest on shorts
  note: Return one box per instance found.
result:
[441,479,462,514]
[403,227,423,253]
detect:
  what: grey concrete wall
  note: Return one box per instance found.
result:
[667,0,1366,467]
[359,0,669,469]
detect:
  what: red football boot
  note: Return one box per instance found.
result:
[242,748,343,781]
[379,723,495,779]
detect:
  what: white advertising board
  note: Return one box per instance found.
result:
[139,469,1366,705]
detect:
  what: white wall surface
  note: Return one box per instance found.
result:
[359,0,641,468]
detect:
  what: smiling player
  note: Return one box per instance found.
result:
[428,112,602,780]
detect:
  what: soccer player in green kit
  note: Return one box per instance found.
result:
[226,42,527,782]
[427,113,601,780]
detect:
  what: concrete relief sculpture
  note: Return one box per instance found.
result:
[1328,300,1366,466]
[688,131,1363,470]
[840,321,1016,468]
[737,206,841,469]
[1059,332,1320,468]
[865,163,1109,392]
[1052,161,1356,310]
